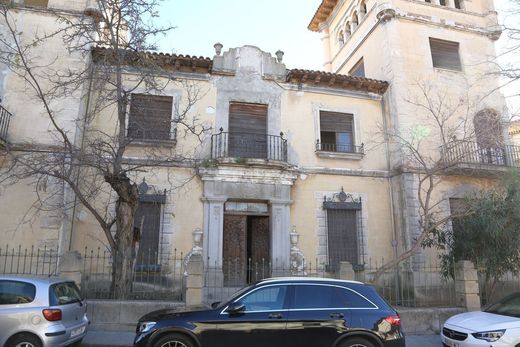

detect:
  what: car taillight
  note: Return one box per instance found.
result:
[43,309,62,321]
[384,315,401,326]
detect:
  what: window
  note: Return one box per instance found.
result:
[128,94,173,141]
[228,102,268,158]
[335,287,376,308]
[429,38,462,71]
[319,111,355,153]
[49,282,82,306]
[349,58,365,78]
[134,200,163,268]
[293,285,337,309]
[0,280,36,305]
[454,0,462,9]
[439,0,446,5]
[326,208,360,271]
[239,285,287,312]
[21,0,49,6]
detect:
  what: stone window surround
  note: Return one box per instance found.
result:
[124,87,182,143]
[313,103,363,160]
[428,37,465,73]
[315,191,369,270]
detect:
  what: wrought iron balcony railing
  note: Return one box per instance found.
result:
[211,130,288,162]
[0,105,12,144]
[316,140,364,154]
[442,141,520,169]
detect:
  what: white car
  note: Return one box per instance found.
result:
[441,292,520,347]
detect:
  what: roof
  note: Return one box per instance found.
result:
[0,274,68,285]
[260,277,364,285]
[287,69,389,94]
[92,46,213,74]
[308,0,339,32]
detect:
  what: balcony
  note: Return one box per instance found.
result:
[0,105,12,145]
[211,131,288,163]
[442,141,520,175]
[315,140,364,160]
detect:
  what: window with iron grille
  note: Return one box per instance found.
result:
[324,202,361,272]
[127,94,173,141]
[134,201,163,268]
[319,111,355,153]
[429,38,462,71]
[349,58,365,78]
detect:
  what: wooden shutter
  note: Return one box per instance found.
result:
[24,0,49,6]
[320,111,353,133]
[128,94,173,141]
[229,102,267,134]
[429,38,462,71]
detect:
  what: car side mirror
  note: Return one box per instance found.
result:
[225,301,245,315]
[211,301,221,309]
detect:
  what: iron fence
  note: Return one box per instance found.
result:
[0,104,12,143]
[479,271,520,306]
[442,141,520,168]
[203,256,457,308]
[211,131,288,162]
[0,245,185,301]
[316,140,364,154]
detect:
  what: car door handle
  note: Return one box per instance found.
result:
[269,313,283,319]
[330,313,344,319]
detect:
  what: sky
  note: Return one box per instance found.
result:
[156,0,323,70]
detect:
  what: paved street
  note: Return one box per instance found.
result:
[81,331,443,347]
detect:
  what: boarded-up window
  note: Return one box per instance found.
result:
[349,58,365,78]
[134,201,162,268]
[228,102,268,158]
[128,94,173,141]
[319,111,355,152]
[429,38,462,71]
[325,206,361,272]
[24,0,49,6]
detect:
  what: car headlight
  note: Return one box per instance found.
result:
[137,321,156,334]
[472,330,505,342]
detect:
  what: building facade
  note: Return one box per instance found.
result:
[0,0,518,299]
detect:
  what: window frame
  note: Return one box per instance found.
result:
[349,58,365,78]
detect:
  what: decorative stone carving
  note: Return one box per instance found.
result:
[377,8,396,23]
[290,226,306,275]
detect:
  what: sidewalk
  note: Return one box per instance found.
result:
[81,331,442,347]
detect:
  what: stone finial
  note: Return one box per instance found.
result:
[213,42,223,56]
[275,50,284,63]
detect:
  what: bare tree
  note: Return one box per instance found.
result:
[0,1,209,298]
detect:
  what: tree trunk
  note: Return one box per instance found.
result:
[108,174,139,299]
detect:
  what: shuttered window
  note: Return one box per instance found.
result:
[128,94,173,141]
[228,102,268,158]
[134,201,162,268]
[24,0,49,6]
[429,38,462,71]
[319,111,355,153]
[349,58,365,78]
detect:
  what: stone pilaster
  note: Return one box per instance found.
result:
[270,200,291,274]
[454,260,481,311]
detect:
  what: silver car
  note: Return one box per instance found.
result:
[0,276,89,347]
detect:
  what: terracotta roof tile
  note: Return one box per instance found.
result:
[308,0,339,32]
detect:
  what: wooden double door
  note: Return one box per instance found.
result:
[223,214,270,286]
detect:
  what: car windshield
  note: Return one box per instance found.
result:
[216,284,255,309]
[484,293,520,318]
[49,282,83,306]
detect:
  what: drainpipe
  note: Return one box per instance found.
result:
[68,59,95,251]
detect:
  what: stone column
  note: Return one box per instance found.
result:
[202,197,226,287]
[186,254,204,307]
[270,200,291,275]
[58,251,83,286]
[319,23,332,72]
[454,260,481,311]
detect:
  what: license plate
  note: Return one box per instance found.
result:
[70,326,86,338]
[442,337,459,347]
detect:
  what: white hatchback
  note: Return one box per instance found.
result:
[441,292,520,347]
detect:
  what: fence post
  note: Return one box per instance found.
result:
[58,251,83,287]
[454,260,480,311]
[338,261,355,281]
[186,254,204,307]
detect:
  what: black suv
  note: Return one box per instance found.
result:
[134,278,405,347]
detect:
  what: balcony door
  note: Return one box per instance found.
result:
[474,109,504,165]
[228,102,267,158]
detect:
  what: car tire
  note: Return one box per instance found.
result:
[153,333,195,347]
[7,333,42,347]
[340,336,377,347]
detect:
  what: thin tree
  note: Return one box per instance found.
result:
[0,1,209,298]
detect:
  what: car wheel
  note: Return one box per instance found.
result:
[341,337,376,347]
[8,333,42,347]
[153,333,195,347]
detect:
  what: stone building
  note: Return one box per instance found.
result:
[0,0,518,300]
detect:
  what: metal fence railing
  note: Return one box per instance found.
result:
[0,245,185,301]
[442,141,520,168]
[203,256,457,308]
[0,104,12,143]
[211,130,288,162]
[316,140,364,155]
[479,271,520,306]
